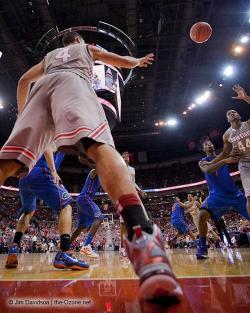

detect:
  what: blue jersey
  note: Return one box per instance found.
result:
[78,172,100,199]
[171,203,184,219]
[35,152,65,172]
[202,156,239,196]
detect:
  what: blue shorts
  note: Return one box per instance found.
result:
[171,218,189,234]
[19,167,72,213]
[201,192,249,221]
[76,194,103,228]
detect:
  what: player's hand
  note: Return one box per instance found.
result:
[199,160,210,167]
[138,53,154,67]
[51,170,61,185]
[232,84,248,100]
[90,169,97,179]
[139,190,147,199]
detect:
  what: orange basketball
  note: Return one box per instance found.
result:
[190,22,212,44]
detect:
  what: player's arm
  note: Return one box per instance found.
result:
[17,61,44,114]
[44,147,61,185]
[135,183,147,199]
[88,45,154,69]
[199,155,239,174]
[232,84,250,104]
[177,200,193,210]
[206,133,232,165]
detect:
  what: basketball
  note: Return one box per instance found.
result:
[190,22,212,43]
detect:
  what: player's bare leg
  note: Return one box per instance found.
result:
[87,144,135,199]
[0,160,23,185]
[5,211,34,269]
[87,143,183,303]
[71,226,86,243]
[58,204,72,252]
[58,204,72,236]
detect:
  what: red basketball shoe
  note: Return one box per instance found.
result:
[124,224,183,303]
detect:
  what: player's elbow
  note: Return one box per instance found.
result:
[18,75,29,87]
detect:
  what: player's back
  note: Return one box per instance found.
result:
[171,203,184,220]
[202,156,239,196]
[44,43,93,83]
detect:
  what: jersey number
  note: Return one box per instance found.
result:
[55,47,70,62]
[238,138,250,152]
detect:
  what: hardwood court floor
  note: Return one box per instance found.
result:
[0,248,249,312]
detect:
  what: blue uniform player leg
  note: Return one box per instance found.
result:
[201,192,249,222]
[71,170,103,258]
[197,192,249,259]
[5,167,89,270]
[171,218,189,235]
[71,194,103,258]
[5,175,37,269]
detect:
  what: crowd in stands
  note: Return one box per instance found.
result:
[56,160,239,192]
[0,188,249,254]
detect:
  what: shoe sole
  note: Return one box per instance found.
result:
[139,274,183,303]
[53,263,89,270]
[5,256,18,269]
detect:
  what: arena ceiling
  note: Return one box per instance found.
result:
[0,0,249,164]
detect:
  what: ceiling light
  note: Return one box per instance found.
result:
[223,65,234,77]
[234,46,243,54]
[166,118,177,126]
[240,35,249,43]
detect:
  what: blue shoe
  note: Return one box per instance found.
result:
[5,244,19,269]
[53,251,89,270]
[196,245,209,260]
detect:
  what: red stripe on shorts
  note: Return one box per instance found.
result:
[1,146,35,161]
[54,126,93,141]
[89,122,108,140]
